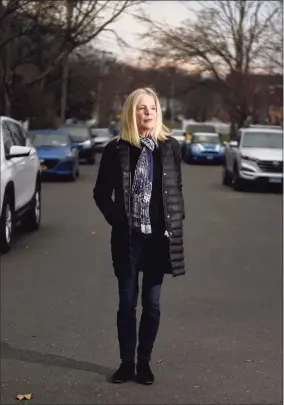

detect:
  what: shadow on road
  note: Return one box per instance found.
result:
[1,342,115,381]
[210,182,283,195]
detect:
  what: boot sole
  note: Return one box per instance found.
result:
[112,375,135,384]
[135,376,154,385]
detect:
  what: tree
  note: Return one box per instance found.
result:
[261,0,283,73]
[26,0,144,86]
[136,0,282,127]
[0,0,144,117]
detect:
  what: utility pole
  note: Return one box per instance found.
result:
[60,0,74,125]
[93,50,112,125]
[170,81,175,127]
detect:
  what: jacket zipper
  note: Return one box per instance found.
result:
[128,171,133,272]
[161,151,169,237]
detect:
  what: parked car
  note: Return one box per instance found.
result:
[29,129,79,181]
[90,127,112,152]
[60,124,96,164]
[182,132,225,164]
[171,129,185,146]
[222,127,283,190]
[0,116,41,253]
[182,121,217,143]
[247,124,282,130]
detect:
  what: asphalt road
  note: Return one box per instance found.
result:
[1,158,282,404]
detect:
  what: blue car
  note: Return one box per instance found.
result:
[183,132,225,164]
[28,129,80,180]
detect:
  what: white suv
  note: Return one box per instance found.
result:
[0,116,41,253]
[222,127,283,190]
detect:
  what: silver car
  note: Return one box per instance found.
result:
[171,129,185,146]
[222,127,283,190]
[90,128,112,152]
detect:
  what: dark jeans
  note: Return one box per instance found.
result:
[117,231,164,362]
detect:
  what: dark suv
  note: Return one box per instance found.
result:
[61,125,96,164]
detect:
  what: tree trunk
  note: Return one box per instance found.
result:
[60,53,69,124]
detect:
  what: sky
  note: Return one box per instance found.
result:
[96,1,199,64]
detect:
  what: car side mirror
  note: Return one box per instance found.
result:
[6,145,31,159]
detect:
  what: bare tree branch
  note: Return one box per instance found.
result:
[136,0,282,125]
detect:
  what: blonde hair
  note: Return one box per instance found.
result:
[120,87,170,148]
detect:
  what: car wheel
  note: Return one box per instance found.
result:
[232,166,243,191]
[222,163,231,186]
[69,166,77,181]
[0,192,14,253]
[88,155,95,165]
[183,148,192,164]
[186,151,193,164]
[22,185,41,231]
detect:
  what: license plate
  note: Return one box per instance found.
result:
[269,177,282,183]
[40,165,47,171]
[207,156,213,160]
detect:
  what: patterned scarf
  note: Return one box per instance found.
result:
[131,136,156,234]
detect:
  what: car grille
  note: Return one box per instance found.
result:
[201,150,218,154]
[42,159,59,169]
[257,160,283,173]
[57,161,73,171]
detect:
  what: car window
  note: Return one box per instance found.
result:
[186,124,216,134]
[92,129,110,138]
[241,131,283,148]
[61,127,90,142]
[192,134,220,144]
[2,122,16,155]
[6,121,26,146]
[17,125,28,146]
[32,133,70,147]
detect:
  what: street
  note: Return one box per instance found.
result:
[1,160,282,404]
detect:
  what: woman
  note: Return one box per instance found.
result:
[93,87,185,385]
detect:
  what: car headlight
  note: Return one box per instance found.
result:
[192,144,200,152]
[82,140,91,148]
[241,154,258,162]
[60,154,74,160]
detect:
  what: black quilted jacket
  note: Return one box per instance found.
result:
[93,136,185,277]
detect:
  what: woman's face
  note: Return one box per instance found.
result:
[136,93,157,135]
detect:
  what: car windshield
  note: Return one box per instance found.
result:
[92,129,110,138]
[242,131,283,148]
[186,124,216,134]
[31,133,69,147]
[62,127,89,142]
[193,135,220,144]
[172,130,184,137]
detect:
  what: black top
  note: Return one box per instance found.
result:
[129,144,165,233]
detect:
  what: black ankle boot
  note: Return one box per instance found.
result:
[112,360,135,383]
[136,360,154,385]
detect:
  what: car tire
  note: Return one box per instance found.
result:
[21,184,41,232]
[186,151,193,164]
[232,166,244,191]
[0,192,14,253]
[88,155,95,165]
[183,148,192,164]
[222,163,231,186]
[69,166,77,182]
